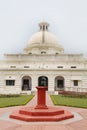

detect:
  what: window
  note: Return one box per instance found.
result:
[6,80,15,86]
[43,25,45,31]
[29,52,32,54]
[10,66,16,68]
[41,51,46,54]
[40,26,42,30]
[57,80,64,88]
[46,26,48,30]
[71,66,76,68]
[24,66,29,68]
[57,66,63,68]
[73,80,78,86]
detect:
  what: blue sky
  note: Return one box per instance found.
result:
[0,0,87,59]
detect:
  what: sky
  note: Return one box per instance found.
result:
[0,0,87,59]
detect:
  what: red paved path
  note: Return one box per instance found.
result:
[0,94,87,130]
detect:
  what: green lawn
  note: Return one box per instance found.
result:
[50,95,87,108]
[0,95,34,108]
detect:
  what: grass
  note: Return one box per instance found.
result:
[0,94,34,108]
[50,95,87,108]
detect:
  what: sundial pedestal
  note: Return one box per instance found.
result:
[35,86,48,109]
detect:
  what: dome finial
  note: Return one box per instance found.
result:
[39,22,49,31]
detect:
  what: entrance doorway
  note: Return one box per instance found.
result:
[38,76,48,90]
[22,76,31,91]
[55,76,64,91]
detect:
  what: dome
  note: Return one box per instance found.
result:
[24,22,64,54]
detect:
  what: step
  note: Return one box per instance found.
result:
[19,106,64,116]
[10,109,74,122]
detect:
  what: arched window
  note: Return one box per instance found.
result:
[38,76,48,90]
[22,76,32,91]
[55,76,64,91]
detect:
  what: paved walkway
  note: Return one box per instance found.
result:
[0,94,87,130]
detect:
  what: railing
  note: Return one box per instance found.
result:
[65,87,87,92]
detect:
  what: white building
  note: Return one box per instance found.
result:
[0,22,87,94]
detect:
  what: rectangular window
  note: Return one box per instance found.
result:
[57,66,63,68]
[41,51,46,54]
[6,80,15,86]
[71,66,76,68]
[73,80,78,86]
[10,66,16,68]
[24,66,29,68]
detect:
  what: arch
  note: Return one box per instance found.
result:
[38,76,48,90]
[55,76,64,91]
[22,76,32,91]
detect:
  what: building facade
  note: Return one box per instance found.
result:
[0,22,87,94]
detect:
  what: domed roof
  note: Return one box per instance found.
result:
[24,22,64,54]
